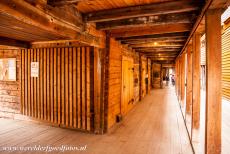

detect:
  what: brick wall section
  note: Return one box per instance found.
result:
[0,49,21,118]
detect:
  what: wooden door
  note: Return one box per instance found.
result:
[121,56,134,115]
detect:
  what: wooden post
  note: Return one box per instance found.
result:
[181,53,185,106]
[205,9,222,154]
[139,53,142,100]
[192,32,201,129]
[160,64,163,88]
[186,45,192,114]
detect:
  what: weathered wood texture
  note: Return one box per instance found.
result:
[21,47,99,132]
[107,38,142,128]
[186,45,192,115]
[152,63,161,88]
[205,9,222,154]
[84,1,199,22]
[0,50,21,118]
[192,33,201,130]
[222,26,230,101]
[180,53,186,107]
[148,59,151,93]
[141,57,147,98]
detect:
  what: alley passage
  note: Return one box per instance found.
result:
[0,87,193,154]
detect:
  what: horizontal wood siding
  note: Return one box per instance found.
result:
[0,49,21,118]
[21,47,94,131]
[108,38,142,128]
[222,27,230,101]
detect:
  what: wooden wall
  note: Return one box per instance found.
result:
[107,38,142,128]
[222,26,230,101]
[147,59,151,94]
[152,63,161,88]
[20,47,100,132]
[141,56,147,98]
[0,49,21,118]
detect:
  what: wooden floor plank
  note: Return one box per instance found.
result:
[0,87,193,154]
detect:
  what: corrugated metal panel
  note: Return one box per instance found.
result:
[222,26,230,101]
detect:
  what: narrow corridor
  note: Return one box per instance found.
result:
[0,87,193,154]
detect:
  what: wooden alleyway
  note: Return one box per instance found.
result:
[0,87,192,154]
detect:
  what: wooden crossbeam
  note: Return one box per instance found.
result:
[96,12,197,30]
[110,23,192,38]
[48,0,82,6]
[152,60,175,64]
[0,36,30,48]
[117,32,189,41]
[149,57,175,60]
[84,0,200,22]
[121,38,186,44]
[130,42,183,48]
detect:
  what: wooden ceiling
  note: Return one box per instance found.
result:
[0,0,207,63]
[79,0,204,63]
[77,0,175,13]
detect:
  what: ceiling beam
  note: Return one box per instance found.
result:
[47,0,82,6]
[110,23,192,38]
[130,42,183,48]
[134,46,182,50]
[84,0,201,22]
[122,38,186,44]
[0,36,30,48]
[177,0,229,58]
[117,32,189,41]
[149,57,175,60]
[152,60,175,64]
[0,0,83,38]
[96,12,197,30]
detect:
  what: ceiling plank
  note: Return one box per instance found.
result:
[96,12,197,30]
[110,23,192,38]
[0,36,30,48]
[84,0,201,22]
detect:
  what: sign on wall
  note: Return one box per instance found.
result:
[31,62,39,77]
[0,58,16,81]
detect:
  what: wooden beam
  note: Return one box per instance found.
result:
[96,12,196,30]
[134,46,182,50]
[129,42,184,48]
[121,38,186,44]
[152,60,175,64]
[205,9,222,154]
[48,0,81,6]
[192,33,201,131]
[110,23,192,38]
[137,48,179,52]
[0,0,83,37]
[177,0,229,58]
[84,0,201,22]
[117,32,189,41]
[138,51,179,54]
[0,36,30,48]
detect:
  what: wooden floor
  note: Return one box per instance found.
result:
[0,87,193,154]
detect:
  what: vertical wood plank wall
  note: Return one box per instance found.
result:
[21,47,96,131]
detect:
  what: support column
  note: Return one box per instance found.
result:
[205,9,222,154]
[192,32,201,129]
[186,45,192,114]
[181,53,185,106]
